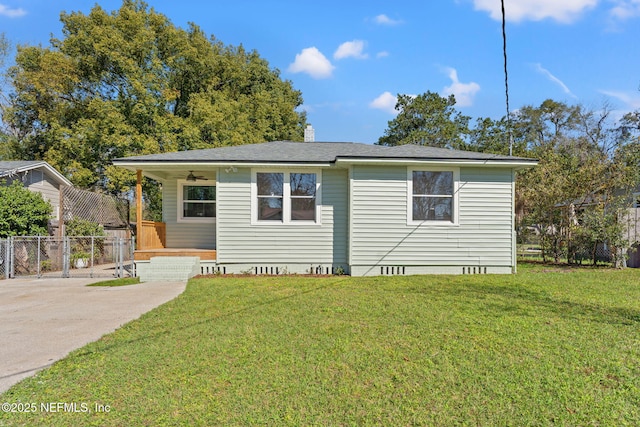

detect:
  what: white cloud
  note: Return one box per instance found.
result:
[609,0,640,20]
[288,47,335,79]
[599,90,640,110]
[374,14,403,25]
[334,40,368,60]
[471,0,597,23]
[0,3,26,18]
[376,51,390,59]
[369,91,398,114]
[441,68,480,107]
[533,63,577,98]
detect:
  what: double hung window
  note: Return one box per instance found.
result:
[409,168,458,224]
[179,182,216,222]
[257,173,284,221]
[254,171,320,224]
[290,173,317,221]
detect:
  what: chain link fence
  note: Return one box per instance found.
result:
[0,239,7,279]
[0,236,134,280]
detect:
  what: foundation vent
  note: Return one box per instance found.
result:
[201,265,226,275]
[380,266,406,275]
[309,265,339,275]
[254,266,284,275]
[463,267,487,274]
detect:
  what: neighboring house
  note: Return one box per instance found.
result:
[113,141,537,278]
[558,191,640,267]
[624,192,640,267]
[0,161,72,222]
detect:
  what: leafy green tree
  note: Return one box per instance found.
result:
[5,0,306,194]
[377,92,471,149]
[0,180,52,237]
[467,116,529,156]
[0,132,12,160]
[515,100,639,265]
[0,32,12,160]
[0,32,8,68]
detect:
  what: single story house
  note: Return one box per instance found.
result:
[0,160,72,222]
[113,141,537,279]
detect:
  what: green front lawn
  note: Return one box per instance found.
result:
[2,264,640,426]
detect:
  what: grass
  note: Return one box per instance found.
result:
[86,277,140,287]
[2,264,640,425]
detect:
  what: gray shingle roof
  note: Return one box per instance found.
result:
[0,160,73,186]
[114,141,536,164]
[0,160,44,175]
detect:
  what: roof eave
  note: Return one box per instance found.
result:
[334,157,538,169]
[113,160,333,171]
[0,162,73,187]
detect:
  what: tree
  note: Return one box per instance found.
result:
[4,0,306,194]
[515,100,639,265]
[377,92,471,149]
[0,32,12,160]
[467,116,529,156]
[0,180,52,237]
[0,32,7,69]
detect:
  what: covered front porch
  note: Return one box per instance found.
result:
[135,248,217,261]
[133,170,218,280]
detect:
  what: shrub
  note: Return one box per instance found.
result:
[0,180,52,237]
[65,218,106,237]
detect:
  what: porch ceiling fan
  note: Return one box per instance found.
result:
[186,171,208,182]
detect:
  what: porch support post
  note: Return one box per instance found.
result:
[136,169,143,250]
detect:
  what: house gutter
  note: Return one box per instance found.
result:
[334,158,538,169]
[114,159,537,171]
[0,162,73,187]
[113,161,333,170]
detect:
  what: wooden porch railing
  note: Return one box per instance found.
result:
[138,220,166,250]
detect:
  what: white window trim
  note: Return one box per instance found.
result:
[177,179,217,223]
[251,169,322,225]
[407,167,460,226]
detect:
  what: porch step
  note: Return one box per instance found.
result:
[138,256,201,282]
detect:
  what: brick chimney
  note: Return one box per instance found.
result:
[304,124,315,142]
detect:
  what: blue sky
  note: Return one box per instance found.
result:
[1,0,639,144]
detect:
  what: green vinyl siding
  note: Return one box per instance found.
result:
[350,165,514,268]
[216,168,348,265]
[162,178,216,249]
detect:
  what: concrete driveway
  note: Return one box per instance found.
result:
[0,277,186,393]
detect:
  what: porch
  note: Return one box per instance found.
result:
[134,248,217,261]
[134,219,216,260]
[133,165,216,258]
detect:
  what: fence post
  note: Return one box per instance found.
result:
[3,239,8,280]
[9,237,14,279]
[90,236,95,278]
[62,237,70,278]
[118,237,125,278]
[114,238,120,278]
[37,236,42,278]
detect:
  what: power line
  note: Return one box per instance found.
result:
[501,0,513,156]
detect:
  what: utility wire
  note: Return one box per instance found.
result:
[501,0,513,156]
